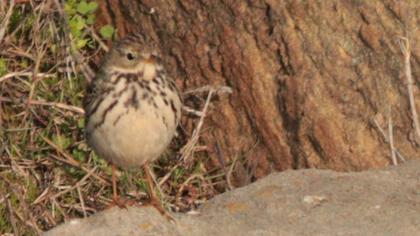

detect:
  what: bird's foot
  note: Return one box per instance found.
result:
[145,198,174,222]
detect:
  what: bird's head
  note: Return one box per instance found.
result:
[102,33,161,74]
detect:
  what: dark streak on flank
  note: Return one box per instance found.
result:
[150,88,157,95]
[138,81,145,89]
[159,76,166,88]
[152,101,158,109]
[86,95,104,117]
[170,99,178,125]
[113,113,124,126]
[162,116,169,129]
[94,99,118,128]
[86,87,112,117]
[169,99,177,113]
[168,80,176,92]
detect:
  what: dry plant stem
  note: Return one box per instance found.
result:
[88,26,109,52]
[181,89,214,161]
[27,4,48,118]
[6,198,19,236]
[182,106,204,117]
[158,163,180,186]
[183,85,232,95]
[176,174,206,200]
[181,85,232,161]
[0,0,15,43]
[399,37,420,142]
[29,100,84,114]
[0,96,84,114]
[388,108,397,165]
[40,135,109,185]
[226,154,240,190]
[0,193,10,205]
[77,185,87,218]
[53,0,95,82]
[0,71,56,83]
[5,47,36,61]
[372,118,406,162]
[32,187,50,204]
[49,166,98,200]
[0,1,102,232]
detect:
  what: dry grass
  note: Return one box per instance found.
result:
[0,1,229,234]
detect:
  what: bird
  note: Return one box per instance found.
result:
[83,33,182,216]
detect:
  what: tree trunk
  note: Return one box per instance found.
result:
[96,0,419,187]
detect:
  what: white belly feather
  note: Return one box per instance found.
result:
[86,73,181,168]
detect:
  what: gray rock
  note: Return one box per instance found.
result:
[44,160,420,236]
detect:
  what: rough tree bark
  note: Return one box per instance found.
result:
[95,0,419,187]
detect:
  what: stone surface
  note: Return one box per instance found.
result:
[45,160,420,236]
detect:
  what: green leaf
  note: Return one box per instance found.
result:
[64,2,76,16]
[50,44,57,53]
[87,2,98,12]
[76,1,90,15]
[77,118,85,128]
[68,15,86,37]
[99,25,115,39]
[77,1,98,15]
[52,134,71,150]
[72,149,86,162]
[0,58,7,77]
[76,38,88,49]
[86,14,96,25]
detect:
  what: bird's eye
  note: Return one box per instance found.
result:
[126,53,135,60]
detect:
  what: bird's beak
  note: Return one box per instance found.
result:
[142,53,159,64]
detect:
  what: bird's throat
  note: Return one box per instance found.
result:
[142,62,157,80]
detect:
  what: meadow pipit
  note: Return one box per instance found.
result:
[84,33,182,215]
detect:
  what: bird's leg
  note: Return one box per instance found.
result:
[109,164,131,208]
[143,163,158,201]
[143,163,174,221]
[111,164,119,202]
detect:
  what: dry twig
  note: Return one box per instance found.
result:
[0,96,84,114]
[0,0,15,43]
[372,118,406,162]
[180,89,214,161]
[181,85,232,161]
[0,71,55,83]
[40,135,108,185]
[388,107,397,165]
[398,36,420,144]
